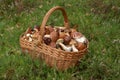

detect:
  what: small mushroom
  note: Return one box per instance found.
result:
[57,27,66,39]
[34,25,40,32]
[77,42,86,51]
[45,26,54,34]
[26,33,31,37]
[63,35,71,45]
[75,36,87,43]
[56,39,64,49]
[72,44,78,52]
[43,35,51,45]
[23,36,29,40]
[59,43,72,52]
[31,32,39,39]
[28,37,33,42]
[59,31,70,38]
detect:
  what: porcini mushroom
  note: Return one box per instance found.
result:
[34,25,40,32]
[63,35,71,45]
[69,39,78,52]
[75,36,87,43]
[58,43,72,52]
[72,44,78,52]
[28,37,33,42]
[45,26,54,34]
[50,30,59,42]
[77,42,86,51]
[43,35,52,45]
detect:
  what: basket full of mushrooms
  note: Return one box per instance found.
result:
[20,6,89,70]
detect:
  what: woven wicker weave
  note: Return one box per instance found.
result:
[20,6,89,70]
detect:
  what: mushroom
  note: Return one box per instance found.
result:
[69,39,78,52]
[43,35,51,45]
[56,39,64,49]
[75,36,87,43]
[59,32,66,39]
[34,25,40,32]
[63,35,71,45]
[45,26,54,34]
[77,42,86,51]
[59,30,70,39]
[74,36,87,51]
[31,32,39,39]
[23,33,31,40]
[28,37,33,42]
[57,27,66,39]
[50,30,59,42]
[26,33,31,37]
[72,44,78,52]
[69,39,77,46]
[58,43,72,52]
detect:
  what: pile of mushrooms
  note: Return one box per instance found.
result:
[43,26,88,52]
[22,25,40,42]
[22,25,88,52]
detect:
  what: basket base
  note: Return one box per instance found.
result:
[21,47,79,71]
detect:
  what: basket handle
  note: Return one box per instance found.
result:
[40,6,70,38]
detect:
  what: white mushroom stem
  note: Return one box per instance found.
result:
[59,43,72,52]
[72,45,78,52]
[75,36,87,43]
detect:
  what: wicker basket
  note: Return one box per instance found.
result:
[20,6,89,70]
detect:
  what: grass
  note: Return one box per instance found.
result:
[0,0,120,80]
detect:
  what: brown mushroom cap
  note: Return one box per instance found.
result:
[63,35,71,45]
[50,30,59,42]
[77,42,86,51]
[43,35,51,45]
